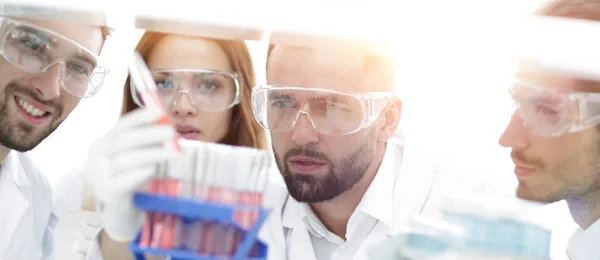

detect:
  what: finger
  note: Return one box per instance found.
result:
[111,108,165,133]
[99,126,176,156]
[113,166,158,195]
[111,147,178,174]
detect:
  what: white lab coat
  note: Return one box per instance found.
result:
[0,151,56,260]
[567,219,600,260]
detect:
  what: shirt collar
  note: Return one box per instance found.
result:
[300,203,328,238]
[2,151,30,187]
[354,141,399,229]
[567,219,600,260]
[282,139,403,234]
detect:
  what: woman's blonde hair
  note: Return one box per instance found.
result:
[121,31,267,149]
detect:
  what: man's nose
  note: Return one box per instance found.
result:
[291,113,320,146]
[498,112,529,149]
[30,63,63,100]
[171,91,198,117]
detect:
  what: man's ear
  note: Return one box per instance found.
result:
[378,98,402,143]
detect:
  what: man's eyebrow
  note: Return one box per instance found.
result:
[73,52,97,67]
[16,25,55,47]
[18,25,98,67]
[268,92,291,100]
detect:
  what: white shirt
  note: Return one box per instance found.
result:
[567,219,600,260]
[277,132,436,260]
[0,151,56,260]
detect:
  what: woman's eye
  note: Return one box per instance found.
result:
[155,79,174,89]
[198,81,218,91]
[272,100,292,108]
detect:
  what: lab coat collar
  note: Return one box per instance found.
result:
[0,151,31,257]
[5,151,31,187]
[355,139,398,229]
[567,219,600,260]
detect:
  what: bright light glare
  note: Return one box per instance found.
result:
[28,1,577,259]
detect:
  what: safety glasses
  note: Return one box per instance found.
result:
[251,85,394,136]
[0,17,109,98]
[131,68,240,112]
[509,78,600,137]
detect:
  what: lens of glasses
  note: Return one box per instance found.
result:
[511,82,575,136]
[132,70,238,111]
[0,21,107,98]
[253,87,365,135]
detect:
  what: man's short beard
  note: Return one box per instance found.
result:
[0,81,61,151]
[275,140,375,203]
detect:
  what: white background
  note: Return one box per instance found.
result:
[24,1,579,259]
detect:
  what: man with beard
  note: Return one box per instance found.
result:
[0,15,111,259]
[85,43,435,260]
[499,1,600,259]
[250,45,436,260]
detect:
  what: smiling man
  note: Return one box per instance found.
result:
[499,1,600,259]
[0,16,110,259]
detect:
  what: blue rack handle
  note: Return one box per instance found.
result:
[128,192,271,260]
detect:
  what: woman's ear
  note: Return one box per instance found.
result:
[377,98,402,143]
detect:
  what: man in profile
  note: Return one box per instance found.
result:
[499,1,600,259]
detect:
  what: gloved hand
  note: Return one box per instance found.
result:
[83,108,179,242]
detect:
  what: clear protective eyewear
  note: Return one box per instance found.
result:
[509,78,600,137]
[131,68,240,112]
[251,85,394,136]
[0,17,109,98]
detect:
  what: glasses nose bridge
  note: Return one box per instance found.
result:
[40,59,66,78]
[171,89,197,107]
[39,59,67,85]
[513,107,530,129]
[292,104,318,130]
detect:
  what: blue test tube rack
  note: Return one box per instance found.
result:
[128,192,270,260]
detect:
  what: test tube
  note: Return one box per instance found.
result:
[212,145,237,257]
[159,159,184,250]
[139,162,167,248]
[166,148,192,248]
[231,150,255,254]
[199,147,217,256]
[150,161,169,248]
[183,145,203,252]
[249,151,270,257]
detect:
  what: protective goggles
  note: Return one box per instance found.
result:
[0,17,108,98]
[509,78,600,137]
[251,85,394,136]
[131,68,240,112]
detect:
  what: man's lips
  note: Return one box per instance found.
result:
[14,94,53,113]
[288,156,326,173]
[13,95,52,125]
[512,160,537,177]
